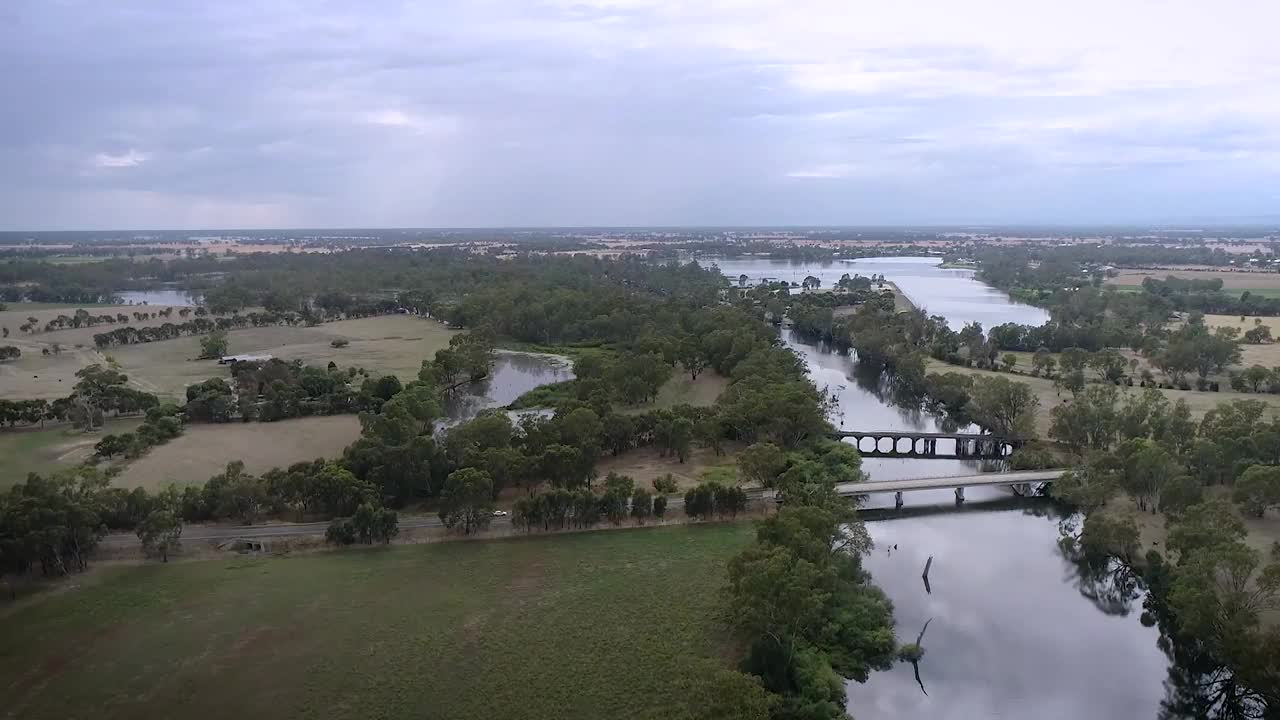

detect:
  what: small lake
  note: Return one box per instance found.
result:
[116,289,199,307]
[707,256,1184,719]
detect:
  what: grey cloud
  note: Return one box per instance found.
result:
[1,0,1279,228]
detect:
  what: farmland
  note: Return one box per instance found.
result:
[0,524,751,720]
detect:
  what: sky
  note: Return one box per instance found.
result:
[2,0,1279,230]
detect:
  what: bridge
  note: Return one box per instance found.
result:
[834,469,1065,508]
[829,430,1019,460]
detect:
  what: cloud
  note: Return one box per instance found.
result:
[1,0,1279,228]
[91,149,149,169]
[362,110,460,136]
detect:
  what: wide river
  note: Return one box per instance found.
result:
[710,257,1180,720]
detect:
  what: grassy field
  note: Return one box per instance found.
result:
[109,315,457,401]
[116,416,361,489]
[0,418,143,488]
[1105,268,1280,294]
[0,524,751,720]
[0,314,457,402]
[594,444,743,491]
[618,371,728,414]
[1198,314,1280,368]
[928,360,1280,437]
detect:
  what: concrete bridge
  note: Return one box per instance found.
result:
[829,430,1019,460]
[834,469,1066,508]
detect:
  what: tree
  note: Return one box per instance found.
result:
[1049,383,1118,450]
[1167,500,1247,559]
[0,346,20,362]
[1090,348,1128,383]
[439,468,493,534]
[1241,365,1272,393]
[1244,325,1273,344]
[652,473,679,494]
[738,442,787,488]
[671,663,777,720]
[1079,512,1140,562]
[136,509,182,562]
[677,337,708,381]
[966,376,1039,439]
[630,487,653,524]
[1001,353,1017,372]
[211,461,267,525]
[198,329,229,359]
[1060,347,1090,375]
[1167,538,1280,675]
[1233,465,1280,518]
[653,495,668,520]
[1119,439,1176,512]
[350,502,399,543]
[94,433,132,459]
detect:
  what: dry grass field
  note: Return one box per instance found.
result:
[1105,268,1280,295]
[0,314,458,403]
[115,415,361,489]
[593,443,743,491]
[111,315,457,400]
[0,303,196,400]
[1199,314,1280,367]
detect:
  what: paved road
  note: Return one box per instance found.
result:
[101,471,1064,546]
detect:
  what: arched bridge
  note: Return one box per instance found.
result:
[829,430,1020,460]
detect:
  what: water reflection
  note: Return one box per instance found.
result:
[708,255,1049,329]
[849,507,1169,720]
[441,351,573,425]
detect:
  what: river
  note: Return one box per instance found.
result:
[709,256,1177,720]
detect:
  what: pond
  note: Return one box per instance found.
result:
[442,351,574,426]
[710,256,1185,719]
[116,289,199,307]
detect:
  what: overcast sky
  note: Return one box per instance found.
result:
[3,0,1279,230]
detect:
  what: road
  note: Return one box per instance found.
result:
[100,470,1065,546]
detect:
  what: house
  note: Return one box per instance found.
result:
[217,353,274,365]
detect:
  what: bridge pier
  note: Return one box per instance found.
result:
[954,486,965,505]
[895,491,903,509]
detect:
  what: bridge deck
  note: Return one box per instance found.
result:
[834,469,1065,495]
[829,430,1006,441]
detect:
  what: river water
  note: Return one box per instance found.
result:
[707,256,1176,720]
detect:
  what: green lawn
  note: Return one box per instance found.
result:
[1105,282,1280,299]
[0,418,142,488]
[0,524,752,720]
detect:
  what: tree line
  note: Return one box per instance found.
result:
[1047,392,1280,704]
